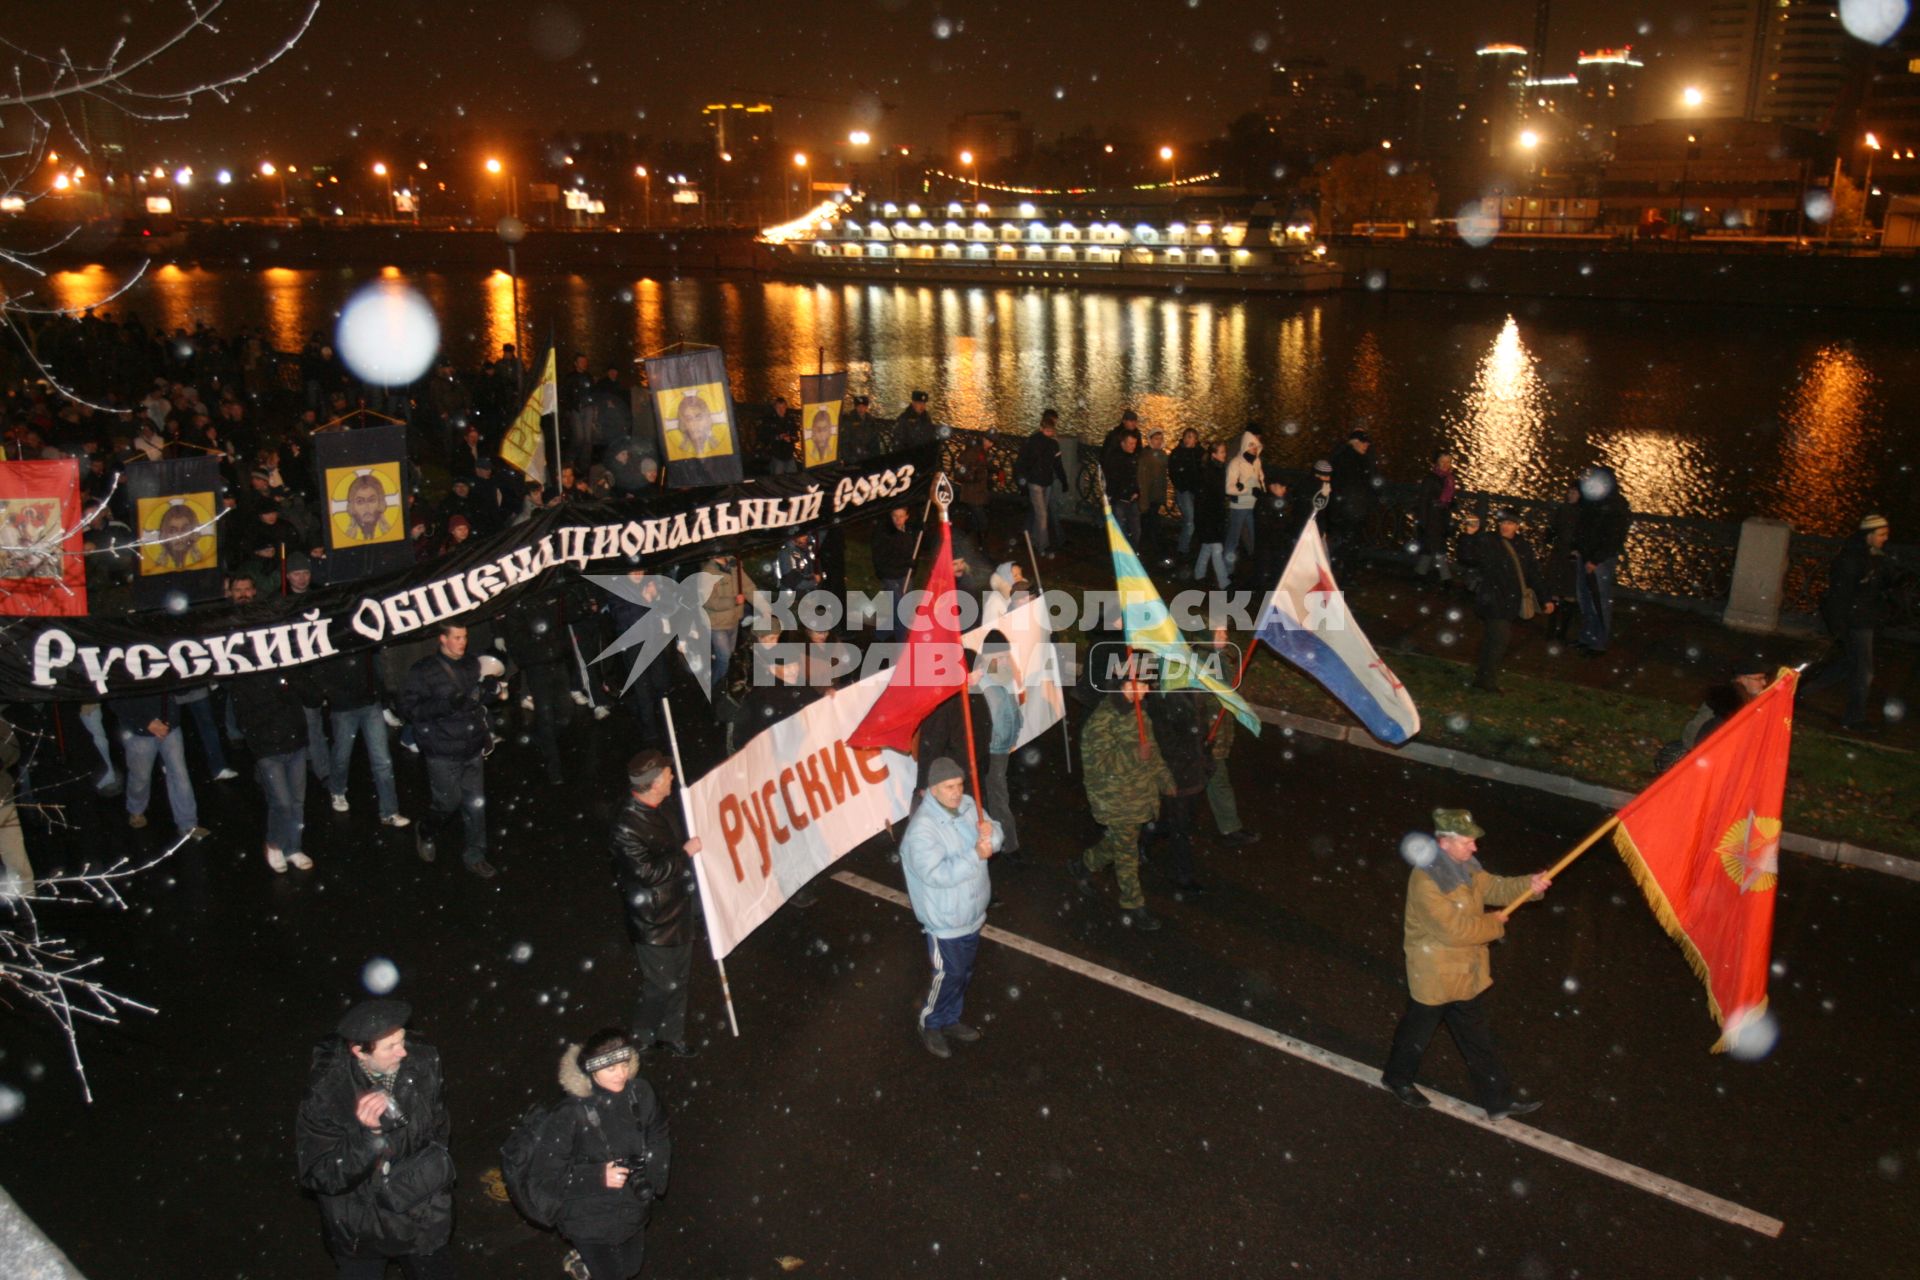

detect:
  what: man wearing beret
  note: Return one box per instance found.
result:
[1381,810,1551,1121]
[901,757,1002,1059]
[296,999,459,1277]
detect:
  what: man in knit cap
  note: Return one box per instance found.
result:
[900,757,1002,1058]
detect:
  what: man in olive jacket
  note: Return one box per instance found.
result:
[296,999,458,1278]
[1381,809,1551,1121]
[614,751,703,1058]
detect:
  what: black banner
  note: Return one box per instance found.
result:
[646,347,744,489]
[314,424,413,582]
[127,457,225,612]
[1,446,934,702]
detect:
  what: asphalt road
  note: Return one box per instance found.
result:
[1,690,1914,1280]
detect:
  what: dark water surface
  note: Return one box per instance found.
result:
[46,263,1920,536]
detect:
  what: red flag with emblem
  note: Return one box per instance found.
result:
[1610,669,1796,1051]
[846,520,964,754]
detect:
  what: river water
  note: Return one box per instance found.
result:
[44,262,1920,536]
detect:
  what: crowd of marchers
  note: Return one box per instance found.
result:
[5,310,1912,1280]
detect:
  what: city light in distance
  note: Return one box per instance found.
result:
[848,130,871,146]
[1681,85,1705,108]
[1159,146,1174,161]
[372,162,388,176]
[1518,129,1541,150]
[485,157,503,174]
[260,162,277,177]
[793,151,808,168]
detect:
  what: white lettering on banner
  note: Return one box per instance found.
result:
[251,625,295,669]
[204,633,257,677]
[30,629,76,687]
[167,639,212,680]
[589,525,622,561]
[467,563,503,604]
[351,599,387,641]
[123,644,166,682]
[78,646,122,692]
[289,612,337,662]
[683,598,1065,960]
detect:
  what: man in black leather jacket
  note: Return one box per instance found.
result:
[295,999,458,1279]
[613,751,703,1057]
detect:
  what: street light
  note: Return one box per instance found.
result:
[1159,144,1176,185]
[791,151,810,221]
[1863,132,1883,231]
[1517,130,1541,151]
[959,148,980,205]
[260,161,287,216]
[1681,85,1705,109]
[372,161,394,220]
[485,156,517,218]
[848,130,871,146]
[634,165,652,228]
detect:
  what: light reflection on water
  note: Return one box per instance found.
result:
[35,265,1916,533]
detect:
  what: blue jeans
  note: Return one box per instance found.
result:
[79,703,116,785]
[1026,483,1053,555]
[177,695,230,776]
[1575,557,1618,651]
[1224,506,1256,573]
[919,930,980,1030]
[303,706,332,783]
[1175,491,1196,553]
[710,624,739,699]
[329,703,399,817]
[1194,543,1228,589]
[123,731,198,830]
[1111,498,1141,546]
[255,748,308,853]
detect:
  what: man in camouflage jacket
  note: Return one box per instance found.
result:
[1077,681,1174,931]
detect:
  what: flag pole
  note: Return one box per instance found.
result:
[662,698,741,1037]
[547,330,563,488]
[1023,528,1072,773]
[1496,814,1620,921]
[935,474,986,815]
[1205,638,1258,745]
[565,622,601,716]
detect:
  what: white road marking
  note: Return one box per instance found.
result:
[833,869,1785,1240]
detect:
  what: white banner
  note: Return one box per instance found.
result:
[687,598,1063,959]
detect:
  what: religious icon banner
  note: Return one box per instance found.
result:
[0,459,85,617]
[128,456,224,612]
[646,347,743,488]
[799,371,847,469]
[314,424,412,581]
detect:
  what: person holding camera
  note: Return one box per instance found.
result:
[398,622,507,878]
[295,999,458,1279]
[525,1030,672,1280]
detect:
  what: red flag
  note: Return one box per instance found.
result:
[847,521,965,753]
[1611,669,1796,1051]
[0,459,87,617]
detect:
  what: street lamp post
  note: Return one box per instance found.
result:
[959,149,979,206]
[485,156,517,219]
[1160,144,1176,186]
[792,151,810,222]
[260,161,286,216]
[1863,132,1883,231]
[1677,133,1699,233]
[634,165,651,228]
[372,162,394,221]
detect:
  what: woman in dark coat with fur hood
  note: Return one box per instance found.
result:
[523,1030,671,1280]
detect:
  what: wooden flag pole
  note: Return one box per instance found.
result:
[934,475,987,816]
[1496,814,1620,921]
[1205,637,1258,745]
[661,698,741,1037]
[1023,529,1073,773]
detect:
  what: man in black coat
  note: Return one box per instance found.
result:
[398,622,505,878]
[1014,409,1069,556]
[895,390,938,449]
[1326,429,1376,569]
[295,998,458,1279]
[1800,514,1908,730]
[1458,508,1553,694]
[1572,465,1631,655]
[614,751,703,1057]
[870,504,918,643]
[1101,429,1142,544]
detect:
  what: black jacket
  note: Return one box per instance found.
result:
[871,520,918,581]
[1168,444,1206,495]
[525,1046,671,1248]
[1145,694,1213,796]
[108,693,175,739]
[895,407,938,450]
[1415,470,1456,554]
[1254,490,1306,559]
[1574,473,1631,564]
[295,1038,455,1259]
[1014,431,1067,490]
[1822,536,1902,632]
[1100,445,1141,503]
[503,590,574,669]
[309,651,383,713]
[1327,443,1375,532]
[230,671,310,758]
[914,690,992,780]
[398,651,500,760]
[1545,500,1581,598]
[1461,532,1546,622]
[613,794,695,948]
[1193,460,1229,543]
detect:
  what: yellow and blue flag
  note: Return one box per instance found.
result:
[1104,500,1260,734]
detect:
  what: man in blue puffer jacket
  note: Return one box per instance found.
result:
[899,757,1003,1059]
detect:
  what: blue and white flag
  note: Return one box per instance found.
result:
[1254,514,1419,744]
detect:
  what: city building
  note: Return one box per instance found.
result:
[1471,43,1532,158]
[946,111,1034,166]
[1857,32,1920,197]
[702,102,775,156]
[1267,58,1369,160]
[1602,117,1826,233]
[1706,0,1860,131]
[1393,59,1465,163]
[1572,47,1645,157]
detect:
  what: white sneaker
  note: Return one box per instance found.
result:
[592,705,611,720]
[519,694,536,711]
[569,690,589,706]
[382,707,403,728]
[331,794,350,813]
[380,813,413,828]
[213,767,239,782]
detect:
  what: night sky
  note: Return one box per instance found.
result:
[21,0,1711,161]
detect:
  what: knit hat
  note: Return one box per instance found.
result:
[1312,459,1333,477]
[284,551,312,573]
[1859,514,1888,533]
[447,514,472,536]
[582,1035,638,1074]
[337,998,411,1044]
[926,757,964,787]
